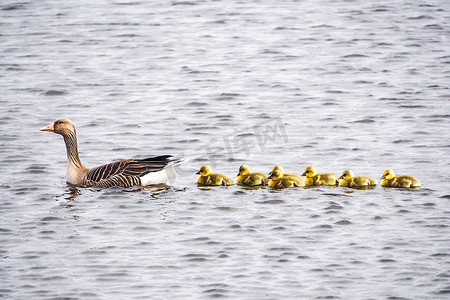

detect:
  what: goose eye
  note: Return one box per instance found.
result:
[55,121,63,125]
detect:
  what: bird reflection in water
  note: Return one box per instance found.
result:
[56,184,173,202]
[54,186,81,208]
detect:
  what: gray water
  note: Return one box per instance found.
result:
[1,0,450,299]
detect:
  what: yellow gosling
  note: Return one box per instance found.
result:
[339,170,377,188]
[196,165,234,186]
[268,169,304,189]
[236,164,267,186]
[302,166,339,186]
[269,165,303,181]
[381,168,421,188]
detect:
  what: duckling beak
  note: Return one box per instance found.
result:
[339,175,343,179]
[195,171,201,175]
[381,175,386,179]
[268,175,273,179]
[236,173,240,177]
[301,172,306,176]
[40,123,54,132]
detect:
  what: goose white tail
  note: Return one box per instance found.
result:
[140,157,185,185]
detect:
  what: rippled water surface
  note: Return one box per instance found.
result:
[1,0,450,299]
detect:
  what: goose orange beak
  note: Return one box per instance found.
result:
[40,123,54,132]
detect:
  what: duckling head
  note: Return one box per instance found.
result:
[340,169,354,180]
[302,166,317,177]
[382,168,395,179]
[269,165,285,177]
[196,165,212,176]
[238,164,251,176]
[268,169,283,180]
[273,165,284,172]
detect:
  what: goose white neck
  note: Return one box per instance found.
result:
[62,131,87,185]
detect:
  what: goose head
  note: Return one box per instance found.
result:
[268,169,283,180]
[40,118,75,136]
[340,169,354,180]
[196,165,212,176]
[238,164,251,176]
[382,168,395,180]
[302,166,317,177]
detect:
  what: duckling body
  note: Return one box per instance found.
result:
[339,170,377,188]
[381,169,420,188]
[302,166,339,186]
[268,168,304,189]
[236,164,267,186]
[196,165,234,186]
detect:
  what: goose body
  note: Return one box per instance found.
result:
[268,167,304,189]
[236,164,267,186]
[339,170,377,188]
[41,118,184,188]
[381,168,421,188]
[302,166,339,186]
[196,165,234,186]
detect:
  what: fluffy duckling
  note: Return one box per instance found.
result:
[302,166,339,186]
[236,164,267,186]
[269,165,303,181]
[268,168,304,189]
[196,165,234,186]
[339,170,377,188]
[381,169,421,188]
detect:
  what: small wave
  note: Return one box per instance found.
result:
[342,54,368,58]
[172,1,197,5]
[398,105,427,108]
[187,102,208,107]
[350,119,376,123]
[1,4,25,10]
[43,90,67,96]
[392,139,413,144]
[313,224,333,229]
[408,15,434,20]
[335,220,352,225]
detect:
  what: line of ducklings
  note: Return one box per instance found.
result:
[196,165,421,189]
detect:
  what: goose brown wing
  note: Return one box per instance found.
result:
[85,155,173,182]
[121,155,174,177]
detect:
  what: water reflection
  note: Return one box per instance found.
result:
[55,186,81,203]
[54,184,174,205]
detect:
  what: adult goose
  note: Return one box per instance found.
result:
[40,118,184,188]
